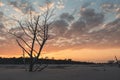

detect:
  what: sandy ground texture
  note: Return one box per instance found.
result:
[0,64,120,80]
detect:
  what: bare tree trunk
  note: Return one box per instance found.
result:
[115,56,120,68]
[29,58,34,72]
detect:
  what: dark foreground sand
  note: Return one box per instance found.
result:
[0,65,120,80]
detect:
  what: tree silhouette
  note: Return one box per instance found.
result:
[10,5,54,72]
[115,56,120,68]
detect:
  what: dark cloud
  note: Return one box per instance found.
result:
[48,7,106,49]
[0,11,4,21]
[49,5,120,49]
[60,13,74,22]
[0,23,5,31]
[9,27,32,40]
[105,18,120,29]
[80,8,104,27]
[87,18,120,48]
[8,0,35,14]
[63,7,104,38]
[82,2,93,8]
[71,20,85,32]
[9,1,18,8]
[0,11,6,34]
[65,20,86,38]
[0,11,3,18]
[51,19,69,37]
[0,23,9,46]
[9,27,24,36]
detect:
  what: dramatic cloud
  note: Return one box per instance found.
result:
[101,2,120,18]
[0,11,7,43]
[80,8,104,28]
[87,17,120,47]
[0,23,5,31]
[0,0,120,54]
[0,11,4,21]
[67,20,86,37]
[101,3,115,12]
[47,1,120,50]
[8,0,35,14]
[39,0,54,11]
[56,0,65,9]
[60,13,74,22]
[51,19,69,37]
[0,23,12,47]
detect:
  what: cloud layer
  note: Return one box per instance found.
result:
[0,0,120,53]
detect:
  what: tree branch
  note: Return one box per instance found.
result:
[16,39,31,56]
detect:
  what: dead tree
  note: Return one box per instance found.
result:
[10,6,54,72]
[115,56,120,68]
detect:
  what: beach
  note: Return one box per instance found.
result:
[0,64,120,80]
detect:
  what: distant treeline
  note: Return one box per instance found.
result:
[0,57,94,64]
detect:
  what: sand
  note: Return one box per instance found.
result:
[0,64,120,80]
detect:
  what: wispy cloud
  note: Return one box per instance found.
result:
[39,1,54,11]
[8,0,35,14]
[60,13,74,22]
[56,0,64,9]
[0,2,4,7]
[101,2,120,19]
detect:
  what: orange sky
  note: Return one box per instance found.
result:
[27,48,120,63]
[0,44,120,63]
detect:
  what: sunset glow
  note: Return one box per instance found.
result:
[0,0,120,62]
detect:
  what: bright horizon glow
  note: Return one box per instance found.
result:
[0,48,120,63]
